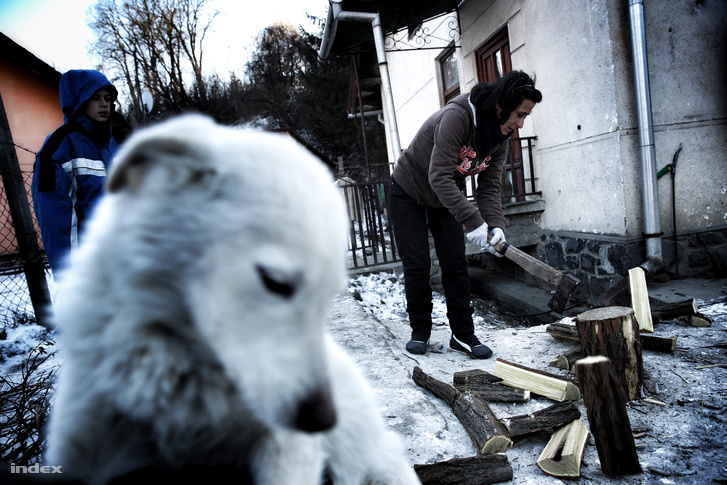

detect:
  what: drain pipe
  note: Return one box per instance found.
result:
[318,0,402,164]
[628,0,662,268]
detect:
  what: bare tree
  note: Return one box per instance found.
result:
[243,22,310,128]
[89,0,216,122]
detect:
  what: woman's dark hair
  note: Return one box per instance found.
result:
[469,70,543,125]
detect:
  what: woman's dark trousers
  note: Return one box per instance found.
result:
[388,178,475,341]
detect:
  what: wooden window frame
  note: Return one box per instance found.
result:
[437,45,460,105]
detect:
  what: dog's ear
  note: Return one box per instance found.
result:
[107,139,211,194]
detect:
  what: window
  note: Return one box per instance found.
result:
[439,46,460,103]
[476,28,511,83]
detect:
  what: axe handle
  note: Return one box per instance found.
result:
[493,241,563,287]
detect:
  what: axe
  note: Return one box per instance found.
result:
[487,238,580,314]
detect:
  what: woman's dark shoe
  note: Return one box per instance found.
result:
[406,336,430,355]
[450,334,492,359]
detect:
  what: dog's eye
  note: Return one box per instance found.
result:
[256,265,296,298]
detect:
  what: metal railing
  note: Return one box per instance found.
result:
[340,136,539,270]
[336,179,399,270]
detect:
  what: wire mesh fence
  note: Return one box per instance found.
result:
[0,170,51,326]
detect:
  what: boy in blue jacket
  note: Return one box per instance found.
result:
[32,70,120,275]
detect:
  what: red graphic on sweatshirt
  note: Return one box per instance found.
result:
[456,145,490,175]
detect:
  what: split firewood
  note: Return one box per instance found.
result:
[453,369,530,403]
[629,267,654,332]
[452,392,513,454]
[686,312,712,327]
[500,401,581,438]
[412,366,460,405]
[548,350,583,371]
[414,454,513,485]
[546,322,580,342]
[536,418,590,479]
[413,367,513,454]
[492,359,580,402]
[575,355,642,476]
[651,298,699,322]
[549,354,570,370]
[640,334,677,352]
[453,368,502,386]
[575,306,644,400]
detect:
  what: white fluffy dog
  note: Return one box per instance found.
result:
[45,115,421,485]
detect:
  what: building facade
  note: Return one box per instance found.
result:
[330,0,727,302]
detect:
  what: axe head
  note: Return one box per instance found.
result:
[547,274,580,314]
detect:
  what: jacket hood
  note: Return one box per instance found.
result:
[448,93,472,112]
[60,70,118,122]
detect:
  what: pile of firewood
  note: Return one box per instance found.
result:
[412,365,586,483]
[412,267,712,485]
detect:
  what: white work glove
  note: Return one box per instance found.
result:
[483,227,506,257]
[466,222,489,248]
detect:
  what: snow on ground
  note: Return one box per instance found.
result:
[335,271,727,484]
[1,271,726,484]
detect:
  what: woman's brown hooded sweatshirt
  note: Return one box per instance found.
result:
[391,93,509,233]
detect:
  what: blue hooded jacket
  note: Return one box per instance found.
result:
[31,70,120,274]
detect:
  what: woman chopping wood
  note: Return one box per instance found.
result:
[388,70,542,359]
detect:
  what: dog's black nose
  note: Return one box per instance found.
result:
[295,390,337,432]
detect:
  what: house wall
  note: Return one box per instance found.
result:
[457,0,727,240]
[0,57,63,254]
[386,13,460,148]
[0,59,63,172]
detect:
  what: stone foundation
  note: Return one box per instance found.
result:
[469,224,727,306]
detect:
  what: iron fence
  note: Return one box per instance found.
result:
[340,136,539,270]
[337,179,400,270]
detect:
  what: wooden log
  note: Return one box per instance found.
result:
[628,267,654,332]
[452,393,513,454]
[413,367,513,454]
[651,298,699,322]
[414,454,513,485]
[536,418,590,479]
[469,387,530,404]
[501,401,581,438]
[548,322,674,355]
[575,356,642,476]
[575,306,644,400]
[492,359,580,402]
[546,322,580,342]
[412,366,460,405]
[640,334,677,352]
[453,369,530,403]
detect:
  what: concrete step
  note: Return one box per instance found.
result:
[469,268,588,324]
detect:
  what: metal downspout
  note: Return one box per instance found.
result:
[628,0,662,265]
[318,0,402,165]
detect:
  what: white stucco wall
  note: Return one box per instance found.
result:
[386,13,460,148]
[513,0,635,235]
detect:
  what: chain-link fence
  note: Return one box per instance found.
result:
[0,170,52,327]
